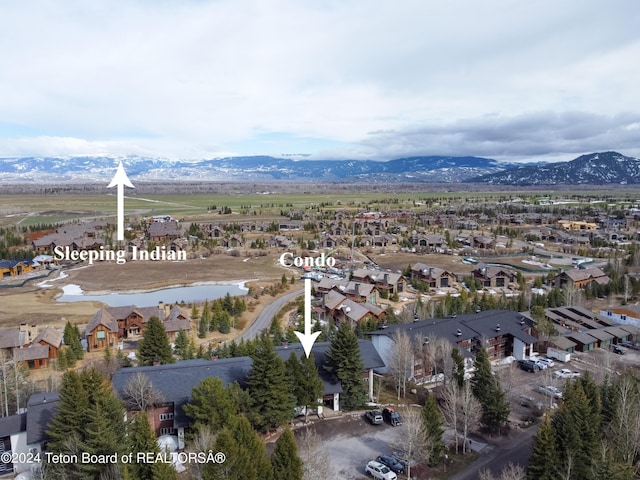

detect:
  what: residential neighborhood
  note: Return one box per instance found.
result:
[2,191,640,479]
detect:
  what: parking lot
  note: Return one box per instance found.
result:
[293,347,640,479]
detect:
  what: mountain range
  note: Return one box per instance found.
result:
[0,151,637,185]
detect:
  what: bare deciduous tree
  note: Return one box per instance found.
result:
[298,429,336,480]
[441,379,460,453]
[460,380,482,454]
[389,330,413,399]
[479,462,526,480]
[390,406,430,480]
[122,372,165,412]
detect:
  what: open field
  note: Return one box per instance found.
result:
[3,184,640,227]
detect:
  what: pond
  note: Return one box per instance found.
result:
[56,282,249,307]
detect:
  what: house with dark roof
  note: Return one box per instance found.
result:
[369,310,537,382]
[112,358,252,447]
[274,340,385,411]
[0,259,38,278]
[111,340,385,444]
[0,412,26,475]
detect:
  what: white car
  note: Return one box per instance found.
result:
[365,460,398,480]
[537,385,563,399]
[553,368,580,379]
[532,359,548,370]
[538,357,555,368]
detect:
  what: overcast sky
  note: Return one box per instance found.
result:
[1,0,639,162]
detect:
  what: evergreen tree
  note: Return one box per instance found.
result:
[271,428,303,480]
[471,348,509,433]
[63,320,84,360]
[422,395,445,466]
[204,416,272,480]
[173,330,189,359]
[183,377,237,432]
[128,412,158,480]
[552,381,599,480]
[451,348,465,387]
[527,414,558,480]
[137,316,175,366]
[46,368,127,479]
[46,370,90,452]
[326,322,367,410]
[286,352,323,422]
[245,336,295,431]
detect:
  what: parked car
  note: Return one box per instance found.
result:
[382,407,402,426]
[376,455,405,474]
[365,410,384,425]
[532,359,548,370]
[537,385,563,399]
[365,460,397,480]
[517,359,540,372]
[610,344,626,355]
[553,368,580,379]
[538,357,555,368]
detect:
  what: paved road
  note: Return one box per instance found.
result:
[449,426,538,480]
[237,287,304,342]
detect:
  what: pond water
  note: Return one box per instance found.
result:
[56,282,249,307]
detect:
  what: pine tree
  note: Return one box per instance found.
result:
[286,352,323,421]
[137,316,175,366]
[183,377,237,432]
[204,416,272,480]
[128,412,158,480]
[271,428,303,480]
[527,414,558,480]
[245,336,295,431]
[46,370,90,452]
[471,347,509,433]
[63,320,84,360]
[326,322,367,410]
[451,348,465,387]
[422,395,445,466]
[173,330,189,359]
[46,368,127,479]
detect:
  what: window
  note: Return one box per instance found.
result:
[160,428,175,435]
[159,413,174,421]
[96,330,106,340]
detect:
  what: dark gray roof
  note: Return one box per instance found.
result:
[111,358,252,429]
[26,392,61,445]
[369,310,537,346]
[0,412,26,437]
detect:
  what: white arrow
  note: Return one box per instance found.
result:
[107,161,134,241]
[294,278,321,358]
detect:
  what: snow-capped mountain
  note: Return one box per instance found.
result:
[0,155,506,183]
[468,151,640,185]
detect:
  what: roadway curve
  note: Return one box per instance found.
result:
[237,287,304,342]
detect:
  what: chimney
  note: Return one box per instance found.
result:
[152,357,161,367]
[355,283,361,295]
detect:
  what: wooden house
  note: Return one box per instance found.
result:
[472,265,516,288]
[411,262,458,289]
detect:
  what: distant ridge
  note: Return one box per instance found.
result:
[466,151,640,185]
[0,152,635,184]
[0,155,506,183]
